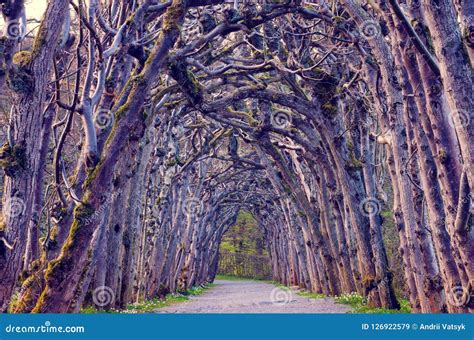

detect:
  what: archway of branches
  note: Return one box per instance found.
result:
[0,0,472,314]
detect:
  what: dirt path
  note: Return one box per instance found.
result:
[155,280,351,313]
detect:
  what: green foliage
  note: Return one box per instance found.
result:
[126,295,188,313]
[334,292,365,306]
[80,305,111,314]
[220,210,266,255]
[380,209,393,219]
[334,292,411,314]
[295,289,411,314]
[182,284,216,296]
[7,293,20,313]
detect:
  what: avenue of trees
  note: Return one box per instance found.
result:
[0,0,472,313]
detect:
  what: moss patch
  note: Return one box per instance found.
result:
[0,143,27,176]
[7,51,34,93]
[162,1,185,33]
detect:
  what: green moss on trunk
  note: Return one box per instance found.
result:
[0,143,27,176]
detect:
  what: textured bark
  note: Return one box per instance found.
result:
[420,0,474,193]
[30,1,188,313]
[23,105,54,269]
[0,0,69,311]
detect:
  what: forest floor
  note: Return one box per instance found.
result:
[154,280,351,313]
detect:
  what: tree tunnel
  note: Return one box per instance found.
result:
[0,0,472,314]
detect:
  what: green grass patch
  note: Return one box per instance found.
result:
[80,305,108,314]
[294,289,411,314]
[125,294,188,313]
[182,283,216,296]
[334,292,411,314]
[297,291,327,299]
[215,274,265,282]
[272,281,291,289]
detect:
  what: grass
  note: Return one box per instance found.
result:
[334,292,411,314]
[81,305,115,314]
[185,284,217,296]
[215,274,270,282]
[124,295,189,313]
[81,283,216,314]
[215,274,252,281]
[297,291,327,299]
[295,289,411,314]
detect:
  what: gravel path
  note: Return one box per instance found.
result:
[155,280,351,313]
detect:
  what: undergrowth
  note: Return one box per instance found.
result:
[334,292,411,314]
[296,290,411,314]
